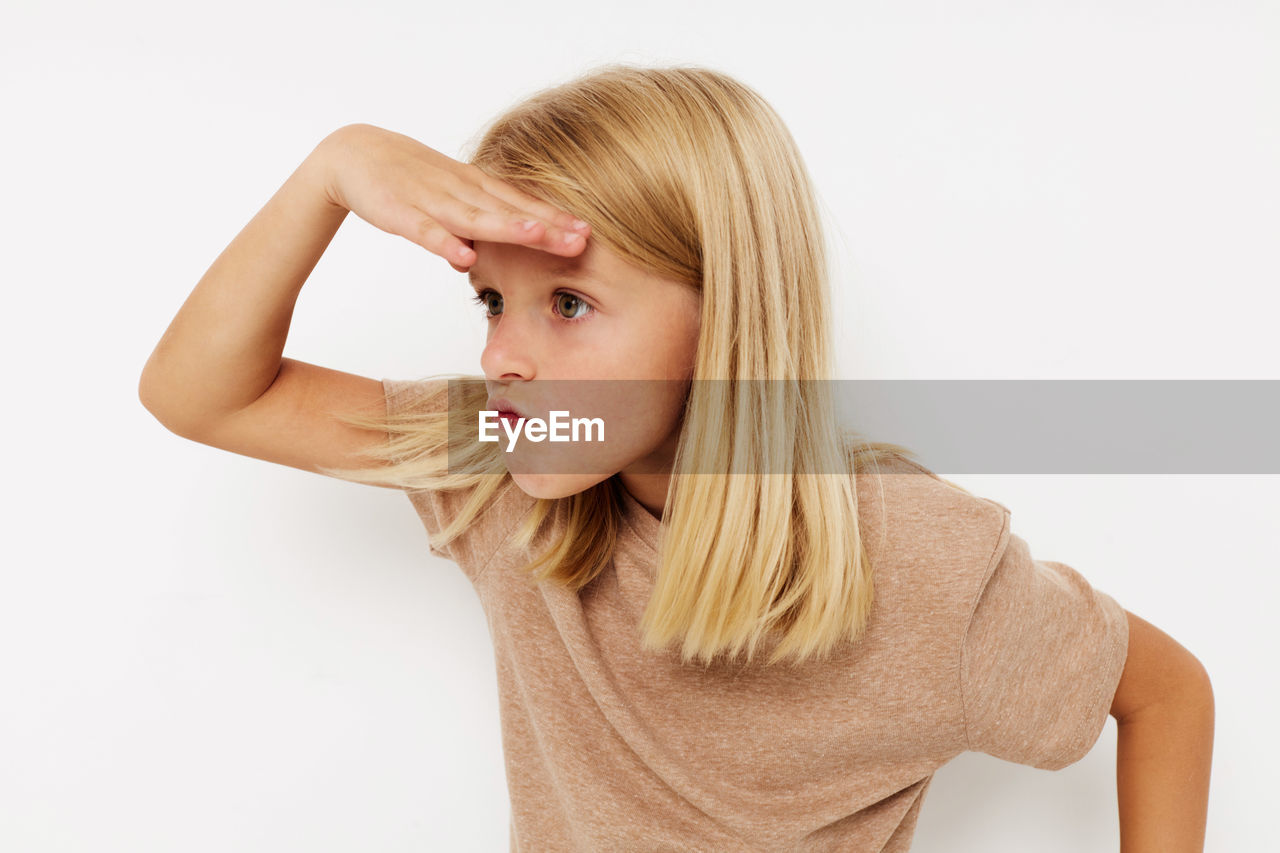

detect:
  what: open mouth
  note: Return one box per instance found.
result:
[487,396,529,421]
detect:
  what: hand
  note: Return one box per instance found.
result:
[313,123,590,272]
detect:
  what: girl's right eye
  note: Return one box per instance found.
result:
[471,289,502,318]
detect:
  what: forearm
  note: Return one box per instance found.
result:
[1115,682,1214,853]
[138,134,348,435]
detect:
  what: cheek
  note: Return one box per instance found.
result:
[612,317,700,381]
[599,383,688,467]
[575,382,686,451]
[660,309,701,378]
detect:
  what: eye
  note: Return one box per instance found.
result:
[471,288,502,317]
[554,291,594,322]
[470,288,596,323]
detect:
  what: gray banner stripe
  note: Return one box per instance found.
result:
[442,379,1280,474]
[836,380,1280,474]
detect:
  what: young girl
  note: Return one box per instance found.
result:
[140,64,1213,851]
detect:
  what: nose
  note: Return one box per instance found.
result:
[479,313,537,382]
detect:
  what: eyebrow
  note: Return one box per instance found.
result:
[468,264,600,290]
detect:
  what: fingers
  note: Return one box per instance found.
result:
[513,218,589,256]
[447,238,475,271]
[408,211,480,266]
[431,190,589,260]
[404,161,592,270]
[451,166,591,253]
[474,171,590,238]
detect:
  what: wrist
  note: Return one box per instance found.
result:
[302,126,357,212]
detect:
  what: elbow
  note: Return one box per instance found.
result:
[138,371,164,426]
[138,354,165,420]
[138,365,193,439]
[138,368,173,432]
[138,370,157,418]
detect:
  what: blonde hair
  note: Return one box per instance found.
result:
[325,63,918,668]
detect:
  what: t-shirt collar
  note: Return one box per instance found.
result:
[616,479,662,554]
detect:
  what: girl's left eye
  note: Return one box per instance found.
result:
[554,292,594,322]
[470,289,595,323]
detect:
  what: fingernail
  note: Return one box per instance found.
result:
[521,219,538,231]
[571,219,589,231]
[563,231,581,244]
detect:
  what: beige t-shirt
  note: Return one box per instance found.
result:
[382,377,1130,852]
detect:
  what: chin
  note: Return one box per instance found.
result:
[509,471,612,501]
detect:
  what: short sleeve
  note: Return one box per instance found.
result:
[961,517,1130,770]
[381,377,534,581]
[382,377,458,561]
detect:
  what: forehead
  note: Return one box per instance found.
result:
[467,239,620,290]
[467,261,599,289]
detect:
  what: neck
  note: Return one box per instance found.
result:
[617,471,670,521]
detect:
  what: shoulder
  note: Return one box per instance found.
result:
[380,376,539,577]
[382,376,454,417]
[855,452,1010,566]
[852,453,1014,628]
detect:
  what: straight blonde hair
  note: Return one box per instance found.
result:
[326,63,918,668]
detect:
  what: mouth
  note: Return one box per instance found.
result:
[487,397,529,420]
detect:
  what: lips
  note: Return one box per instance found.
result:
[486,396,528,419]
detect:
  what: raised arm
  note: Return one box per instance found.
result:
[138,123,591,483]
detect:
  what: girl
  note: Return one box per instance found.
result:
[140,64,1213,851]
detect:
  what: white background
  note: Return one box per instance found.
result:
[3,0,1274,850]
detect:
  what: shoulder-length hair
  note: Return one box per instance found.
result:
[326,63,918,668]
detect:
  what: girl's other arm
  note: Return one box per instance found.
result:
[1109,609,1214,853]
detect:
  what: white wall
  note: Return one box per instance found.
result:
[2,0,1273,849]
